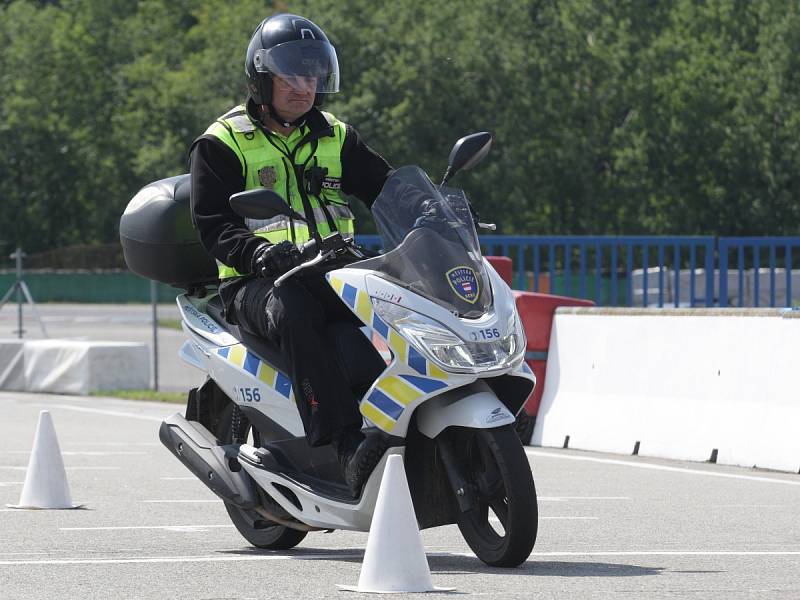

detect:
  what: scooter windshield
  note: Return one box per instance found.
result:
[362,165,491,318]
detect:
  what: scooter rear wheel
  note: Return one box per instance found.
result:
[217,403,308,550]
[452,425,538,567]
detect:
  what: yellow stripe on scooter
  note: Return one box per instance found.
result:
[377,376,421,407]
[428,363,449,380]
[360,401,396,432]
[229,344,246,367]
[355,290,373,324]
[328,276,344,296]
[258,362,277,387]
[388,329,408,363]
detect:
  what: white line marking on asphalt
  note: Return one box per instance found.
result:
[711,504,790,508]
[490,516,598,523]
[4,550,800,566]
[74,443,160,447]
[160,477,197,481]
[539,496,630,501]
[0,466,120,471]
[33,404,164,422]
[526,448,800,486]
[0,553,363,566]
[530,551,800,557]
[142,500,218,504]
[60,525,234,532]
[2,451,148,456]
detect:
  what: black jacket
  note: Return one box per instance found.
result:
[190,101,392,280]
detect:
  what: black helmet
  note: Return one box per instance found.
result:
[245,13,340,106]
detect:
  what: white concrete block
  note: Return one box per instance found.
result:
[0,339,25,390]
[22,340,149,395]
[533,308,800,473]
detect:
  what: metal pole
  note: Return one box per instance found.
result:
[14,248,23,339]
[151,280,159,391]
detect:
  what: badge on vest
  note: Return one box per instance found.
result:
[259,166,277,188]
[322,176,341,191]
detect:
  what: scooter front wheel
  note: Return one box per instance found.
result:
[222,501,307,550]
[451,425,538,567]
[216,403,308,550]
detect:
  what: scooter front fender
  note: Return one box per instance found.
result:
[414,381,516,439]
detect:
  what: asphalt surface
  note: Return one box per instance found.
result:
[1,392,799,599]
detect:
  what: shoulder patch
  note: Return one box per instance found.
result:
[227,115,256,134]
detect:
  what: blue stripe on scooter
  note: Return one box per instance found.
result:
[342,283,358,308]
[407,347,427,375]
[367,389,404,420]
[398,374,448,394]
[243,352,260,377]
[275,372,292,399]
[372,314,389,339]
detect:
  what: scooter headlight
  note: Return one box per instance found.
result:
[371,298,523,373]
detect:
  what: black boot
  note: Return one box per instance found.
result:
[340,431,389,497]
[331,427,364,487]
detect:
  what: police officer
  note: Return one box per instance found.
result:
[190,13,392,495]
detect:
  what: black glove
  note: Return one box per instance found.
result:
[252,241,302,278]
[443,193,480,228]
[413,199,449,230]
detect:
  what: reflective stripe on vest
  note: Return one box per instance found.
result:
[205,106,354,279]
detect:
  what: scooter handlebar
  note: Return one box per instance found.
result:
[274,235,350,287]
[274,249,330,287]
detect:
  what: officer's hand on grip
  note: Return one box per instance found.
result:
[413,199,449,231]
[252,241,302,278]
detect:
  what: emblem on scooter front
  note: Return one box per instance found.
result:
[446,266,480,303]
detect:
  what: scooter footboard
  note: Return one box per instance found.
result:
[414,381,516,439]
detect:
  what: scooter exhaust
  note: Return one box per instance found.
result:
[159,413,257,509]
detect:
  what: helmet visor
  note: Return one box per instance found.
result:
[253,40,340,94]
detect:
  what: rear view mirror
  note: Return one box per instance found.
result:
[229,189,305,222]
[441,132,493,185]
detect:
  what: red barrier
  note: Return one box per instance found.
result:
[513,291,594,417]
[374,254,590,442]
[485,256,512,287]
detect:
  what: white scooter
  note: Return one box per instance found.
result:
[155,133,538,567]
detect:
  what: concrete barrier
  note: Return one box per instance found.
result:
[532,308,800,473]
[0,340,25,390]
[0,339,150,395]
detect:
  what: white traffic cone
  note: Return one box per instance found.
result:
[338,454,452,593]
[7,410,82,509]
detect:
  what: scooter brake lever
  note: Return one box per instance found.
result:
[274,250,334,287]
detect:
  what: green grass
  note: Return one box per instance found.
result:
[157,318,183,330]
[92,389,186,404]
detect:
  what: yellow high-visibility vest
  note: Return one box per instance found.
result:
[205,106,354,279]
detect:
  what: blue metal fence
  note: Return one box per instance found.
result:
[718,237,800,308]
[356,234,800,308]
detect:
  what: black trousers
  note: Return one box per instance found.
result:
[227,273,363,447]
